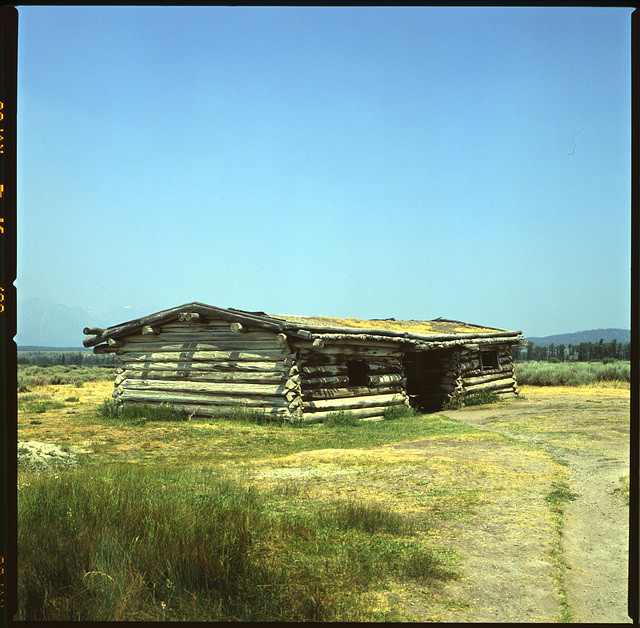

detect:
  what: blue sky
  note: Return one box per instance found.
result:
[16,6,632,337]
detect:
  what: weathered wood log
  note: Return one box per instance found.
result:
[83,335,101,348]
[367,373,405,387]
[463,372,515,386]
[283,321,523,343]
[118,389,290,407]
[295,335,404,349]
[107,338,122,347]
[119,369,287,384]
[303,385,402,401]
[116,350,288,362]
[302,375,350,389]
[161,320,238,331]
[142,325,161,335]
[119,400,289,416]
[299,364,346,376]
[312,338,324,349]
[178,312,201,322]
[276,333,288,345]
[120,378,290,396]
[463,379,515,393]
[119,331,278,343]
[83,327,105,336]
[117,340,281,353]
[117,360,287,373]
[296,345,404,357]
[94,344,118,354]
[302,405,403,423]
[230,322,245,333]
[303,392,406,412]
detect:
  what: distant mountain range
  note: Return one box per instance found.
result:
[16,298,159,349]
[525,328,630,347]
[15,297,632,351]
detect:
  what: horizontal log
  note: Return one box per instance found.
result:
[283,321,523,344]
[119,389,289,407]
[84,335,100,348]
[296,345,404,357]
[119,400,289,417]
[230,322,245,333]
[367,373,405,387]
[302,375,350,389]
[119,331,279,343]
[120,378,289,396]
[117,360,287,373]
[303,392,406,412]
[118,340,281,353]
[293,336,403,349]
[495,390,518,398]
[116,350,289,362]
[299,364,346,376]
[463,372,515,386]
[303,385,402,401]
[94,344,118,354]
[119,369,286,384]
[463,379,516,393]
[142,325,161,335]
[161,320,236,331]
[302,405,403,424]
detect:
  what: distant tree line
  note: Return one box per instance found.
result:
[17,352,115,367]
[513,339,631,362]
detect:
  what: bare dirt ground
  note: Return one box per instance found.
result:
[431,385,632,623]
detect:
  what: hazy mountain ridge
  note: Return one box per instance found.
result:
[16,298,159,349]
[525,328,630,347]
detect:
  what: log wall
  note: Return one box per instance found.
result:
[456,343,518,401]
[289,338,409,422]
[111,317,297,418]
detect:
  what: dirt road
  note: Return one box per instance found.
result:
[435,386,631,623]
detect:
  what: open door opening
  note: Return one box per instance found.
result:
[402,350,455,412]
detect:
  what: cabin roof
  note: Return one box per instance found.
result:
[83,301,524,348]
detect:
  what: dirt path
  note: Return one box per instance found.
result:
[440,387,631,623]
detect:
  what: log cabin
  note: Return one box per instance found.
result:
[83,302,527,422]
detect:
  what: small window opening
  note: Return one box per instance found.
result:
[347,360,369,387]
[480,350,500,371]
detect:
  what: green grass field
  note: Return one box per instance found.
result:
[15,363,631,621]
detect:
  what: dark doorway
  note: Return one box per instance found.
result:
[347,359,369,387]
[402,350,455,412]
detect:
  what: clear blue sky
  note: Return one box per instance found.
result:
[16,6,632,337]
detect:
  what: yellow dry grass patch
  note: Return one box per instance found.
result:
[519,385,630,400]
[291,315,500,335]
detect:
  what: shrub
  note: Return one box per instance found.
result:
[382,404,416,421]
[442,390,499,410]
[547,357,560,364]
[99,400,189,424]
[322,410,361,427]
